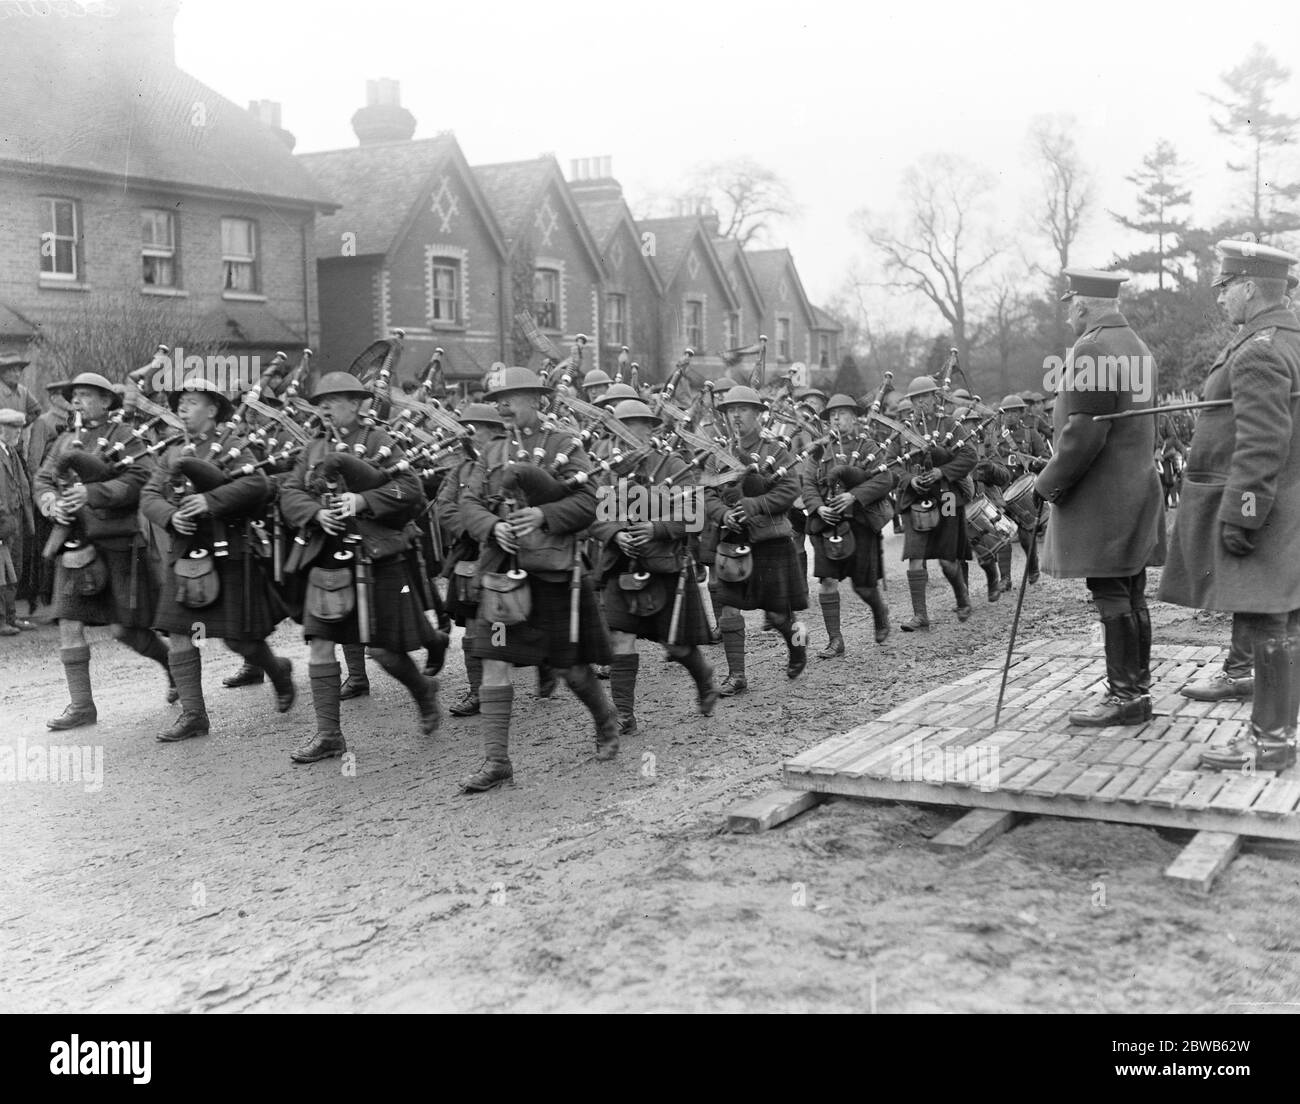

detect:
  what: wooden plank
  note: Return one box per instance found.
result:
[1250,778,1300,819]
[982,755,1036,789]
[1073,736,1124,765]
[1209,774,1272,815]
[785,725,881,772]
[1164,831,1241,893]
[1143,770,1200,808]
[1176,774,1228,812]
[1093,765,1143,803]
[858,727,972,782]
[998,758,1057,795]
[1060,764,1118,801]
[1144,741,1194,774]
[726,789,825,834]
[1116,770,1165,805]
[1102,739,1148,765]
[1023,761,1088,798]
[807,724,927,776]
[928,809,1022,853]
[837,729,946,780]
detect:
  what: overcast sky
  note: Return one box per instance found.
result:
[177,0,1300,329]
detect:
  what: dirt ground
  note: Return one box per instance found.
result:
[3,528,1298,1013]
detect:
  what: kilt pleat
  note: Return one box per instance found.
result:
[714,537,808,613]
[811,521,881,587]
[302,556,431,651]
[154,555,284,642]
[467,574,611,668]
[603,568,712,645]
[54,543,158,628]
[901,506,970,562]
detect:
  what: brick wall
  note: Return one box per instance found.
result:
[597,218,660,378]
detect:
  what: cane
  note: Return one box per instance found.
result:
[993,498,1046,728]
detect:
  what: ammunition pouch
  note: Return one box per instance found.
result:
[304,565,356,623]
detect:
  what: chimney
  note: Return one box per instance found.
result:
[248,99,297,152]
[351,78,417,145]
[567,155,622,201]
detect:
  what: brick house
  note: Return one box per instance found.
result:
[0,0,335,380]
[636,216,740,381]
[712,237,766,352]
[745,249,820,374]
[810,305,843,373]
[473,157,606,375]
[568,161,664,379]
[298,85,509,390]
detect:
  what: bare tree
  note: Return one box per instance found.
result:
[977,274,1033,399]
[681,157,801,247]
[1027,114,1094,291]
[855,153,1003,368]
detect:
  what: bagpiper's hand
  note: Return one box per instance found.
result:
[172,511,198,536]
[615,530,640,555]
[176,493,210,519]
[1221,523,1256,557]
[817,505,838,524]
[493,521,519,554]
[38,491,58,520]
[910,474,931,494]
[61,484,88,512]
[506,506,545,537]
[330,492,364,519]
[724,506,747,530]
[626,521,656,545]
[832,492,856,512]
[316,507,346,536]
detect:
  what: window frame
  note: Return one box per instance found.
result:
[603,292,627,347]
[776,315,792,361]
[141,208,178,289]
[40,197,80,282]
[534,266,562,331]
[684,298,704,352]
[221,217,259,295]
[429,258,461,326]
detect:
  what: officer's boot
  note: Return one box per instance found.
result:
[1133,603,1153,697]
[339,643,370,700]
[159,648,209,742]
[610,652,639,736]
[854,584,891,644]
[1182,614,1254,701]
[48,645,96,730]
[672,646,719,717]
[900,568,929,632]
[1068,614,1148,727]
[565,664,620,760]
[941,560,972,622]
[817,592,844,658]
[459,685,513,791]
[1200,636,1296,772]
[292,662,346,763]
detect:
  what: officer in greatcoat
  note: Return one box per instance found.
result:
[1034,269,1165,727]
[1159,241,1300,771]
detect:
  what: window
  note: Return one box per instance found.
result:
[221,217,258,293]
[818,335,830,367]
[142,209,177,287]
[685,300,703,351]
[534,267,560,330]
[40,198,79,280]
[604,294,626,346]
[430,259,460,324]
[723,312,739,350]
[776,317,791,360]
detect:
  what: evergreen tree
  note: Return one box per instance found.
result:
[1111,140,1194,292]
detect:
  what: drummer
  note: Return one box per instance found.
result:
[962,407,1014,602]
[997,394,1047,586]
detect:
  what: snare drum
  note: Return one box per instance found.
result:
[1003,475,1039,530]
[965,495,1016,562]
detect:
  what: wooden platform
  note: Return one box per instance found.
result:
[770,636,1300,889]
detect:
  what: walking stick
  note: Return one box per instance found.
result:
[993,499,1046,728]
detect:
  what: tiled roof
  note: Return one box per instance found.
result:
[0,40,334,210]
[570,195,623,247]
[746,249,815,322]
[812,305,843,332]
[472,160,554,248]
[298,136,457,257]
[636,218,698,284]
[712,238,764,312]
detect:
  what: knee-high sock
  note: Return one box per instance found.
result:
[720,611,746,677]
[906,568,929,622]
[673,646,715,690]
[610,653,639,723]
[342,643,367,681]
[309,661,342,736]
[168,648,205,716]
[60,644,94,710]
[119,627,170,674]
[820,593,842,641]
[464,644,483,696]
[372,648,430,703]
[940,560,969,607]
[564,664,617,726]
[996,544,1012,584]
[479,685,513,761]
[853,585,888,629]
[229,639,289,690]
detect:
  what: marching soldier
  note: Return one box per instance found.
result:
[35,373,175,728]
[455,366,619,793]
[591,399,720,733]
[138,376,297,742]
[961,407,1014,602]
[582,369,613,405]
[802,394,893,653]
[277,372,441,763]
[1160,241,1300,770]
[895,375,977,631]
[702,385,809,693]
[996,393,1049,587]
[1035,269,1165,727]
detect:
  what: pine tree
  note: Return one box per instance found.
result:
[1111,140,1193,292]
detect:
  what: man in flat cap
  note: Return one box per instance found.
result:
[0,355,39,426]
[1160,241,1300,771]
[1035,269,1165,727]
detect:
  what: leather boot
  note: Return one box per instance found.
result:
[339,643,370,700]
[566,665,620,760]
[1068,614,1148,727]
[1133,604,1152,695]
[720,611,746,685]
[942,561,972,622]
[49,645,96,730]
[267,656,297,714]
[449,647,482,716]
[610,653,639,736]
[777,616,807,679]
[293,661,347,763]
[460,685,513,791]
[674,647,719,717]
[159,648,209,742]
[900,568,929,632]
[1183,614,1254,700]
[856,584,891,644]
[1200,636,1296,771]
[222,662,264,688]
[818,593,843,658]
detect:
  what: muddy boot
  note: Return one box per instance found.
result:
[1068,614,1148,727]
[818,593,844,658]
[339,643,370,700]
[673,646,719,717]
[566,664,620,760]
[373,648,440,735]
[855,584,891,644]
[941,561,972,622]
[900,568,929,632]
[294,662,347,763]
[460,685,514,791]
[981,560,1001,603]
[159,648,209,742]
[609,653,639,736]
[1200,636,1297,772]
[48,644,96,730]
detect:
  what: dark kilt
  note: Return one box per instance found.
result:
[467,574,611,668]
[54,541,157,629]
[812,520,881,587]
[603,567,712,645]
[303,555,431,651]
[901,505,970,562]
[714,536,808,613]
[154,554,285,642]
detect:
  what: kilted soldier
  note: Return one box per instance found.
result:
[34,373,175,728]
[895,375,977,631]
[802,394,893,654]
[590,399,720,734]
[702,385,809,693]
[277,372,440,764]
[455,367,618,793]
[1034,269,1165,727]
[1159,241,1300,770]
[996,393,1049,587]
[785,386,828,591]
[138,377,297,742]
[440,403,508,717]
[962,407,1014,602]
